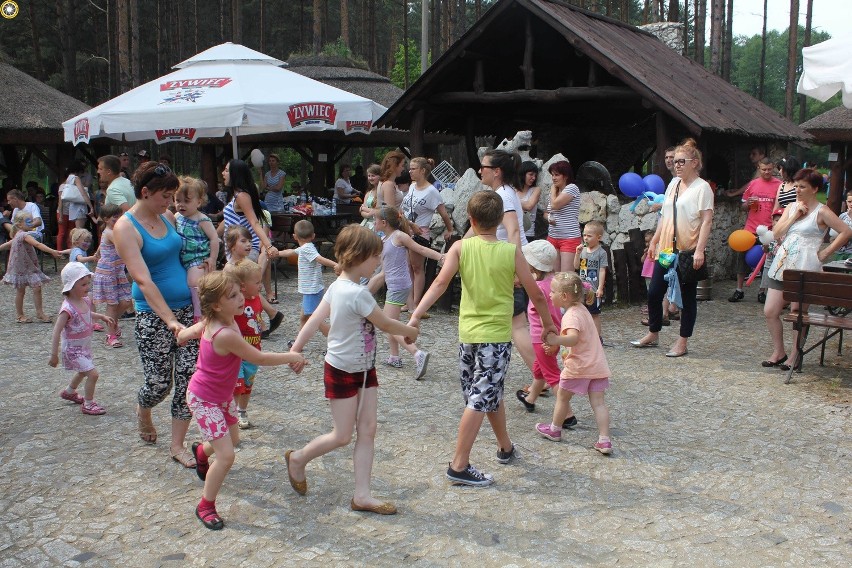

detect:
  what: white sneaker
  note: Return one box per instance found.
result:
[238,413,252,429]
[413,350,430,381]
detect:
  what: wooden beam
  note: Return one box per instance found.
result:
[522,16,534,89]
[465,117,479,170]
[828,142,845,215]
[587,61,598,87]
[473,60,484,95]
[27,146,57,174]
[430,87,638,105]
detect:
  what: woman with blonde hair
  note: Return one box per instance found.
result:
[378,150,406,208]
[359,164,382,231]
[631,138,714,358]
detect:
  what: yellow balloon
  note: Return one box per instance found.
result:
[728,229,756,252]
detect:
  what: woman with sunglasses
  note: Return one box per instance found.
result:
[113,161,199,467]
[631,138,714,358]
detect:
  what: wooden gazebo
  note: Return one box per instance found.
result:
[0,62,91,192]
[378,0,809,188]
[800,106,852,214]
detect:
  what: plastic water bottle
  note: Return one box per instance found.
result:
[300,190,307,204]
[331,198,337,215]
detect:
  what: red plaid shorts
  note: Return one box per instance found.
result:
[323,362,378,399]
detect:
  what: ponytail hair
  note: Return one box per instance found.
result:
[483,149,521,189]
[377,206,413,235]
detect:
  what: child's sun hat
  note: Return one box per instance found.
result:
[522,240,558,273]
[61,262,93,293]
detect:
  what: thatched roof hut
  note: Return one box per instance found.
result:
[800,106,852,144]
[0,62,90,145]
[287,58,404,109]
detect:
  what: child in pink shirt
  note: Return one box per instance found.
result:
[537,271,613,455]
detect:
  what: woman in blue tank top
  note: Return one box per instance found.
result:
[113,161,199,468]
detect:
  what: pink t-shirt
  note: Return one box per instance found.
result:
[188,327,242,404]
[743,177,781,232]
[527,275,561,345]
[559,305,611,380]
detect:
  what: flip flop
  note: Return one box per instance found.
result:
[268,296,279,304]
[170,447,197,469]
[36,315,52,323]
[16,317,33,324]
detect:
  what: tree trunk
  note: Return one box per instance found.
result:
[758,0,767,100]
[27,1,44,80]
[722,0,733,80]
[682,0,690,57]
[667,0,679,21]
[642,0,649,25]
[694,0,706,65]
[785,0,799,120]
[313,0,322,53]
[259,0,264,52]
[117,0,130,94]
[341,0,349,47]
[194,0,199,54]
[709,0,723,75]
[232,0,242,43]
[130,0,140,87]
[798,0,813,123]
[403,0,409,88]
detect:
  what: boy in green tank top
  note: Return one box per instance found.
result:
[410,191,558,486]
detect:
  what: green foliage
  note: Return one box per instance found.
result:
[390,39,429,89]
[729,27,836,123]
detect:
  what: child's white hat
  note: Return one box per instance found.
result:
[61,262,93,293]
[522,240,558,273]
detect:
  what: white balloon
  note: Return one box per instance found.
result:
[250,149,264,168]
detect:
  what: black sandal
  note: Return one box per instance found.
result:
[192,442,209,481]
[196,505,224,530]
[761,355,787,368]
[515,390,535,412]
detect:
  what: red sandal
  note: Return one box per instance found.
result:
[195,505,224,530]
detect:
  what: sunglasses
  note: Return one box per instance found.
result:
[139,164,172,189]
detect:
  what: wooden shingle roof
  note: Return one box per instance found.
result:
[800,106,852,143]
[379,0,809,142]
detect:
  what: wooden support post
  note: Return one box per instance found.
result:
[473,60,484,94]
[522,16,534,89]
[656,111,669,179]
[626,228,647,303]
[411,109,425,157]
[612,248,629,305]
[465,117,479,170]
[201,146,217,198]
[827,142,846,215]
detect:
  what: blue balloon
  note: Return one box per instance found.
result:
[745,244,764,269]
[643,174,666,195]
[618,172,644,198]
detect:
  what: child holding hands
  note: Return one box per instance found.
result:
[537,271,612,454]
[410,191,558,487]
[175,176,219,321]
[92,204,132,347]
[515,240,577,428]
[226,259,265,429]
[285,224,419,515]
[0,211,64,323]
[179,270,306,530]
[50,262,115,415]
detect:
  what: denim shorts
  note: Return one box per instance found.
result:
[302,290,324,315]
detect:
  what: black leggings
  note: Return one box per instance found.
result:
[647,261,698,337]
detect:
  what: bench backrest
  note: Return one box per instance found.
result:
[782,269,852,308]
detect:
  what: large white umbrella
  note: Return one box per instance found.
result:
[63,43,386,155]
[797,35,852,109]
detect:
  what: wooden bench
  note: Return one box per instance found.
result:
[781,269,852,383]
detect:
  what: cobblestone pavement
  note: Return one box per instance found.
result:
[1,264,849,567]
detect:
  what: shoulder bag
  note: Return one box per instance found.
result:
[60,175,86,204]
[672,180,709,284]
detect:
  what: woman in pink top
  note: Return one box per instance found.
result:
[178,271,305,531]
[538,272,613,455]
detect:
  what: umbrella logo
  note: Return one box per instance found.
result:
[1,1,18,19]
[155,129,198,143]
[159,78,232,105]
[344,121,373,134]
[73,119,90,143]
[287,103,337,128]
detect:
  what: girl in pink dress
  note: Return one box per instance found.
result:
[92,204,132,347]
[177,271,305,530]
[0,211,64,323]
[49,262,116,415]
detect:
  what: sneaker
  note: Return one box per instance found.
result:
[92,322,105,332]
[446,463,494,487]
[383,356,403,368]
[60,389,84,404]
[261,312,284,339]
[515,389,535,412]
[728,290,745,302]
[413,350,430,380]
[757,291,767,304]
[496,444,520,464]
[562,415,578,429]
[82,400,106,415]
[594,439,613,455]
[238,413,252,430]
[286,339,295,349]
[120,311,136,320]
[536,423,562,442]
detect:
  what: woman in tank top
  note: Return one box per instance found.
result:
[762,168,851,370]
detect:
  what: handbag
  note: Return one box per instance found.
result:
[60,176,86,204]
[672,181,709,284]
[522,208,533,231]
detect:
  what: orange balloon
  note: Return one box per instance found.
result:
[728,229,756,252]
